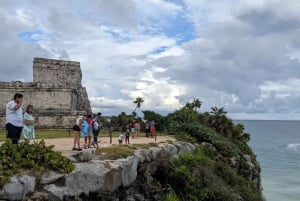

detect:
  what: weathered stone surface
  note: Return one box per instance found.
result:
[0,175,35,201]
[229,154,261,189]
[70,148,96,162]
[40,171,65,185]
[110,156,139,187]
[0,142,197,201]
[44,142,196,200]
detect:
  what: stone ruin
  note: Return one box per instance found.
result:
[0,57,91,129]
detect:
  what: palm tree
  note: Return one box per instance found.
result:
[210,106,228,136]
[133,96,144,113]
[191,98,202,112]
[210,106,227,116]
[242,132,251,142]
[184,102,193,110]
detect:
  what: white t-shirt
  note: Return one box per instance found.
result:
[6,100,23,127]
[76,117,83,125]
[118,134,125,141]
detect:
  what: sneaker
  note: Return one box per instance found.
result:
[77,148,82,151]
[72,147,77,151]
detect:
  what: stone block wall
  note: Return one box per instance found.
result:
[33,58,82,87]
[0,58,91,129]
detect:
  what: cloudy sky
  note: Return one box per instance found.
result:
[1,0,300,120]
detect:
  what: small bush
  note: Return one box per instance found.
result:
[0,140,74,186]
[175,132,197,143]
[163,193,180,201]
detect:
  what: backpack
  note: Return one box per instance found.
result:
[93,120,99,131]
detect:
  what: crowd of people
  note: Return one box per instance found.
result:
[5,93,157,150]
[72,112,101,150]
[117,119,156,144]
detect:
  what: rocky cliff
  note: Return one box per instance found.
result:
[0,142,196,201]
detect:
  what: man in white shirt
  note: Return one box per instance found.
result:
[6,93,24,144]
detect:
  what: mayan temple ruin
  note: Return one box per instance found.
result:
[0,57,91,128]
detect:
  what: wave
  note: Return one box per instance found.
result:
[286,143,300,153]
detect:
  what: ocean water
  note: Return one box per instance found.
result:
[236,120,300,201]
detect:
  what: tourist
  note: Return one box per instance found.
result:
[85,114,93,148]
[134,120,140,138]
[145,120,150,137]
[109,126,113,144]
[72,115,83,151]
[125,125,130,144]
[92,112,101,147]
[6,93,24,144]
[81,115,89,147]
[150,120,156,138]
[130,122,135,139]
[23,105,35,143]
[118,133,125,144]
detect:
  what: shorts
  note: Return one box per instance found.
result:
[87,127,93,136]
[72,125,80,131]
[150,128,156,133]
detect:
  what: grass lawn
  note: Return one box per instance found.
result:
[0,129,164,141]
[0,129,72,141]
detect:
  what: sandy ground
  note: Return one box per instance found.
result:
[0,135,176,156]
[40,135,176,155]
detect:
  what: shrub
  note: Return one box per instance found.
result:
[163,193,180,201]
[0,140,74,186]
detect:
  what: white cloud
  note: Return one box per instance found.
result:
[2,0,300,119]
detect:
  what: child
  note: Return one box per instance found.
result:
[118,133,125,144]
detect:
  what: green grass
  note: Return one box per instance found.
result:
[0,129,169,141]
[95,146,133,160]
[0,129,72,141]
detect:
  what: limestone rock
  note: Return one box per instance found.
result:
[0,175,35,201]
[40,171,65,185]
[2,141,198,200]
[70,148,96,162]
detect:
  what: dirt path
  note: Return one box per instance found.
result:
[0,135,177,156]
[41,135,176,155]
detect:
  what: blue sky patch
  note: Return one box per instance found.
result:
[165,15,197,44]
[17,29,45,42]
[143,13,196,45]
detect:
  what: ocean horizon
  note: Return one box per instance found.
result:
[235,120,300,201]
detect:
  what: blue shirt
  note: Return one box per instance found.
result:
[81,120,89,137]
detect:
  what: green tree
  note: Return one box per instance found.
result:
[110,112,132,131]
[209,106,233,137]
[143,110,164,131]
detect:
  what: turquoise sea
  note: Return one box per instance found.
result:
[236,120,300,201]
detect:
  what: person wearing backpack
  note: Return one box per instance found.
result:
[92,112,101,147]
